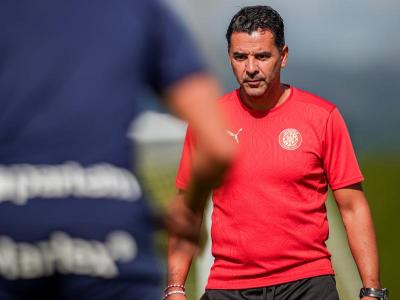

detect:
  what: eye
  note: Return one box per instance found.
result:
[255,53,271,61]
[233,54,247,61]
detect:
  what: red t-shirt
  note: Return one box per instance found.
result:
[176,86,364,289]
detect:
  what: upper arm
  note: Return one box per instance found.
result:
[175,127,195,191]
[333,182,369,214]
[146,0,205,94]
[322,108,364,190]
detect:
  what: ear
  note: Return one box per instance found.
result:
[280,45,289,68]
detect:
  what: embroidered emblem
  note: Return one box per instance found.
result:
[227,128,243,144]
[279,128,302,150]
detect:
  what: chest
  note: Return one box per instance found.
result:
[225,115,324,183]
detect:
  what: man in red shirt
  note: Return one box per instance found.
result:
[166,5,386,300]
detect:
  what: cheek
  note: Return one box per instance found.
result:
[262,61,280,77]
[273,58,284,72]
[231,64,245,81]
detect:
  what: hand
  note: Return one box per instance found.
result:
[164,194,203,243]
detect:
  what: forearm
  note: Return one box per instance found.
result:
[167,235,197,285]
[165,234,199,300]
[338,194,380,288]
[165,189,206,299]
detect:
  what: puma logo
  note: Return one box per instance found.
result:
[227,128,243,144]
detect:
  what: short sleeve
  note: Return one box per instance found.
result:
[147,1,205,94]
[322,108,364,190]
[176,126,196,190]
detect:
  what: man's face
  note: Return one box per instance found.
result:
[229,30,288,99]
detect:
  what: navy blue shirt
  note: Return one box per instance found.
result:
[0,0,204,286]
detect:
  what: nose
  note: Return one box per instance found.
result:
[245,57,258,77]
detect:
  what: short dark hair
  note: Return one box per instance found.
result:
[226,5,285,51]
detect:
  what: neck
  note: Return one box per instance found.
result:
[240,83,289,111]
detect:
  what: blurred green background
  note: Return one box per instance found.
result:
[361,155,400,297]
[326,154,400,298]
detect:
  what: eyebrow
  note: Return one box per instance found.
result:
[233,51,246,56]
[255,51,271,56]
[232,51,272,56]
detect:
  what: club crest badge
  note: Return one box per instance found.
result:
[279,128,302,150]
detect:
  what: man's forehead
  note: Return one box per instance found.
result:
[230,30,276,52]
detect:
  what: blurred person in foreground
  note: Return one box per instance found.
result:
[0,1,234,299]
[167,5,387,300]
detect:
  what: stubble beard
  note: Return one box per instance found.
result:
[241,80,270,100]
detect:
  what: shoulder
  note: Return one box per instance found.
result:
[291,86,337,114]
[140,0,181,24]
[217,89,239,107]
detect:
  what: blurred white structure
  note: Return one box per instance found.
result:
[129,111,187,144]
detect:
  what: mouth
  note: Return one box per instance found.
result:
[244,78,264,83]
[244,80,264,87]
